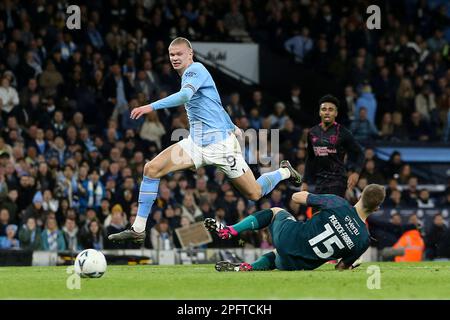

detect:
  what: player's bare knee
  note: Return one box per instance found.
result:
[247,184,262,201]
[143,162,161,179]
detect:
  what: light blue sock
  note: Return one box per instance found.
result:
[132,177,160,233]
[256,170,283,197]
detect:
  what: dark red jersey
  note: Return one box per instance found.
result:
[304,122,364,190]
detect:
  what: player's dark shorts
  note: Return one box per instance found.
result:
[268,210,314,271]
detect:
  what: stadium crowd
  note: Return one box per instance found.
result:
[0,0,449,258]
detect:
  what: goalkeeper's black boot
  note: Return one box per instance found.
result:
[204,218,238,239]
[108,227,146,243]
[280,160,303,186]
[215,261,253,272]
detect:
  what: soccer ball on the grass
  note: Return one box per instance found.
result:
[74,249,107,278]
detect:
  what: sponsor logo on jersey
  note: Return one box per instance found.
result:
[313,146,337,156]
[185,71,197,78]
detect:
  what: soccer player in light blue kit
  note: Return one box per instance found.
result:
[109,37,302,242]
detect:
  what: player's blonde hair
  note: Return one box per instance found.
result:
[361,184,386,212]
[169,37,193,50]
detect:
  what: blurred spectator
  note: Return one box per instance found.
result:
[384,190,406,208]
[56,165,78,208]
[268,102,289,129]
[36,161,56,193]
[41,215,66,251]
[344,85,357,123]
[284,27,313,63]
[76,166,90,215]
[361,160,385,185]
[49,110,66,137]
[139,112,166,150]
[223,2,249,41]
[425,214,447,260]
[417,189,435,209]
[104,204,127,228]
[23,191,46,228]
[0,208,11,236]
[398,164,412,185]
[0,76,19,120]
[104,205,127,249]
[286,84,303,120]
[407,112,431,141]
[103,61,134,126]
[45,136,72,167]
[402,176,420,206]
[379,112,393,140]
[39,60,63,98]
[248,107,262,130]
[150,218,174,250]
[62,217,81,251]
[396,78,415,118]
[226,92,246,118]
[0,224,20,249]
[355,83,377,126]
[181,193,202,223]
[363,147,382,170]
[87,169,105,212]
[86,21,104,50]
[18,217,42,250]
[415,84,437,123]
[81,208,99,233]
[384,151,404,180]
[80,219,104,250]
[350,107,379,145]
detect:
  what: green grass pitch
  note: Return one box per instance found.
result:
[1,262,449,299]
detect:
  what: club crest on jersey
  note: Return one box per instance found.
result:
[329,135,338,145]
[311,136,319,144]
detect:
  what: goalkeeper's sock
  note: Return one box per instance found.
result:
[232,209,274,233]
[132,176,160,232]
[251,251,276,271]
[256,168,290,197]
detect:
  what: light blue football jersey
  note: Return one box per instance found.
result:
[181,62,236,146]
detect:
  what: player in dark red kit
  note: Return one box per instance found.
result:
[301,95,364,199]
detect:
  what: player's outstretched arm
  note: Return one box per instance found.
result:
[292,191,310,205]
[130,104,154,119]
[130,87,195,119]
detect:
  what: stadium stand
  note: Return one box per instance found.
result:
[0,0,449,263]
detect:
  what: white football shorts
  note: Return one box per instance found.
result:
[177,133,249,179]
